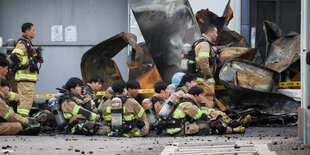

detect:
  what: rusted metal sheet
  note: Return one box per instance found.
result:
[220,59,280,93]
[129,0,201,83]
[195,6,248,47]
[81,33,131,90]
[219,47,257,65]
[219,59,299,115]
[81,32,162,91]
[264,32,300,72]
[222,0,233,26]
[263,20,284,63]
[216,29,248,47]
[195,9,226,39]
[126,41,162,91]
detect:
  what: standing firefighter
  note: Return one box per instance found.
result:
[10,23,43,117]
[194,23,226,111]
[102,80,149,137]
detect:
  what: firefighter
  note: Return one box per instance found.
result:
[194,23,228,112]
[151,82,170,117]
[0,78,39,135]
[83,76,103,109]
[0,57,9,80]
[179,74,251,128]
[166,86,246,136]
[125,80,140,99]
[10,23,41,117]
[61,77,100,134]
[176,73,197,96]
[102,80,149,137]
[165,86,211,136]
[0,58,19,104]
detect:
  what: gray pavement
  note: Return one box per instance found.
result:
[0,126,309,155]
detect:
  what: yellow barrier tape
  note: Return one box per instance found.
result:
[33,81,301,98]
[215,85,226,90]
[138,89,154,94]
[34,94,56,98]
[279,81,301,87]
[96,91,105,96]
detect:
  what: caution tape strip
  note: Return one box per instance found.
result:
[34,81,301,98]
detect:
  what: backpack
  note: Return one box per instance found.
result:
[184,38,215,74]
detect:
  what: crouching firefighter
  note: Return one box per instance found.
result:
[0,78,40,135]
[101,80,149,137]
[162,87,211,136]
[61,77,101,135]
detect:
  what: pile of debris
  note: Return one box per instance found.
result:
[81,0,300,126]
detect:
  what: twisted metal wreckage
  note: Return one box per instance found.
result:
[81,0,300,126]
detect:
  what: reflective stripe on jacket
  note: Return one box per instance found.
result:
[12,35,38,82]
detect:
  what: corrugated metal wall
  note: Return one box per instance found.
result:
[0,0,129,101]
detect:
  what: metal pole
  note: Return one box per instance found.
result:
[301,0,310,145]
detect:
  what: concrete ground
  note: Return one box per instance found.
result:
[0,126,309,155]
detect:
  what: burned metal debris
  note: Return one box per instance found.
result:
[219,59,280,93]
[81,32,162,91]
[264,32,300,73]
[129,0,201,83]
[219,59,300,123]
[126,38,162,92]
[219,47,257,65]
[81,33,128,90]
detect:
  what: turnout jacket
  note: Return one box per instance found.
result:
[176,85,190,97]
[151,93,168,117]
[166,94,209,135]
[82,83,98,111]
[102,93,150,137]
[195,34,217,81]
[0,94,28,125]
[61,93,99,122]
[11,33,38,82]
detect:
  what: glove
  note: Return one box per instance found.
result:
[81,98,93,111]
[35,46,44,63]
[29,60,39,73]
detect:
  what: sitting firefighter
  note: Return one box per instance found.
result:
[151,82,170,118]
[101,80,149,137]
[82,76,104,110]
[164,86,211,136]
[165,86,247,136]
[61,77,101,135]
[178,74,251,128]
[0,57,20,111]
[125,80,140,99]
[0,78,40,135]
[176,73,197,97]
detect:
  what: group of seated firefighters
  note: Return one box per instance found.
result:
[0,73,251,137]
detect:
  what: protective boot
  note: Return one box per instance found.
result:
[229,114,251,128]
[242,115,251,128]
[232,126,245,134]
